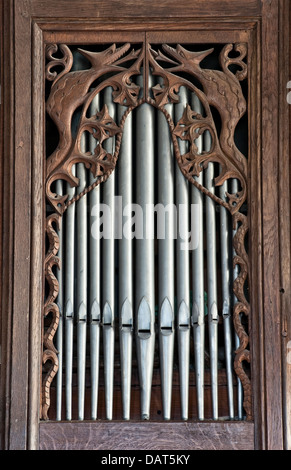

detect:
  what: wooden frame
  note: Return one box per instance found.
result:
[0,0,290,450]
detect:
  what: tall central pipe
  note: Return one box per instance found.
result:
[135,73,155,420]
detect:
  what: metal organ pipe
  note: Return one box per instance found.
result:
[219,179,235,420]
[76,152,88,421]
[191,93,205,421]
[53,62,242,423]
[174,86,191,421]
[64,165,76,421]
[118,104,133,421]
[205,131,219,420]
[102,87,116,421]
[135,74,155,420]
[157,89,175,421]
[89,94,101,420]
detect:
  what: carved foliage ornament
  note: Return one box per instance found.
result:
[42,41,251,420]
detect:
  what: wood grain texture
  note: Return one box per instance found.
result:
[43,27,251,46]
[0,0,15,451]
[8,0,32,450]
[30,0,261,19]
[261,0,284,450]
[28,22,44,450]
[279,0,291,451]
[39,421,254,450]
[248,19,264,451]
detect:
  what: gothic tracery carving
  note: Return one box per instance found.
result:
[42,41,251,421]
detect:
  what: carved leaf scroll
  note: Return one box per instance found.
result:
[43,41,251,421]
[41,213,61,420]
[148,42,248,214]
[45,43,143,215]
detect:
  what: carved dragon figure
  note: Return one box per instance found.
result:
[149,43,248,214]
[46,43,143,214]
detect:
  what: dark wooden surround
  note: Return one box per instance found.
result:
[0,0,290,451]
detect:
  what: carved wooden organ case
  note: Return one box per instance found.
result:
[42,32,251,423]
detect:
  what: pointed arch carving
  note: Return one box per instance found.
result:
[42,40,251,421]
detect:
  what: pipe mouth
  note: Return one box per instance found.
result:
[178,324,190,331]
[103,322,114,328]
[90,319,101,325]
[160,326,174,336]
[120,324,133,332]
[137,329,151,339]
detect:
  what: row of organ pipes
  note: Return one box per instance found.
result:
[54,74,244,422]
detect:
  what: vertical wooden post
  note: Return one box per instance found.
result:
[279,0,291,451]
[0,0,15,451]
[260,0,285,450]
[8,0,32,450]
[28,21,43,450]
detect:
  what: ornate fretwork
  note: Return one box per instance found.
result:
[42,213,61,420]
[148,42,248,214]
[42,41,251,421]
[232,211,251,420]
[45,42,143,215]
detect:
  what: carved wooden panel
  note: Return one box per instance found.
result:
[42,37,251,422]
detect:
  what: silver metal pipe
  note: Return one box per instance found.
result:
[135,73,155,420]
[219,178,234,420]
[118,104,133,421]
[120,299,133,420]
[157,96,175,421]
[177,300,190,421]
[174,86,190,421]
[90,296,100,420]
[76,157,87,421]
[89,94,101,420]
[205,132,219,420]
[64,165,76,421]
[102,87,116,420]
[232,178,244,420]
[56,179,63,421]
[102,301,115,421]
[191,93,205,421]
[64,49,85,421]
